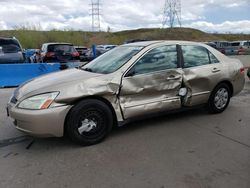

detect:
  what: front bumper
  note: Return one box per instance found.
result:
[7,102,72,137]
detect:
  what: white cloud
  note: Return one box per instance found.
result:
[0,0,249,33]
[184,20,250,33]
[0,21,8,30]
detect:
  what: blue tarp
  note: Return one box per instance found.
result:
[0,62,82,88]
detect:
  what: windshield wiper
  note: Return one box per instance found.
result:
[81,67,93,72]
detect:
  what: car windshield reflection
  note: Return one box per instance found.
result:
[82,46,143,74]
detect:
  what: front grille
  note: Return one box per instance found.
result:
[10,96,17,104]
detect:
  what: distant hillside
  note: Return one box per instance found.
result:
[0,28,249,49]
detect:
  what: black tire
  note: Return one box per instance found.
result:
[66,99,113,146]
[207,83,231,114]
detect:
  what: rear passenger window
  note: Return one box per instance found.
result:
[209,51,219,64]
[243,42,250,46]
[231,42,240,47]
[182,45,210,68]
[0,39,21,53]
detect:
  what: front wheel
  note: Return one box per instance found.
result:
[66,99,114,146]
[207,83,231,114]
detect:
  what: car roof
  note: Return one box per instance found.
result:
[42,42,73,45]
[122,40,162,47]
[122,40,209,47]
[74,46,87,48]
[0,37,18,40]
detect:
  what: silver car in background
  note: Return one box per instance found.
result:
[7,41,245,146]
[238,41,250,55]
[0,37,24,64]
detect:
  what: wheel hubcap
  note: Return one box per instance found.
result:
[78,118,97,134]
[77,110,106,138]
[214,88,229,109]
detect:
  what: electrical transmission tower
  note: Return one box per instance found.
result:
[162,0,181,28]
[90,0,101,32]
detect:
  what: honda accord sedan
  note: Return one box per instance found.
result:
[7,41,245,145]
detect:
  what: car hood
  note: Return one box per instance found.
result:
[15,68,103,100]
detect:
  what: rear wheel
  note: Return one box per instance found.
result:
[207,83,231,113]
[66,99,113,146]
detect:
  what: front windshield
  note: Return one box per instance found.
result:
[82,46,143,74]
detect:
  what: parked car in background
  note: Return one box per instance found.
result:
[74,46,88,61]
[41,43,80,63]
[124,39,148,44]
[213,41,230,54]
[227,41,241,55]
[238,41,250,55]
[97,45,117,51]
[7,41,245,146]
[0,37,24,64]
[205,42,217,49]
[82,48,107,62]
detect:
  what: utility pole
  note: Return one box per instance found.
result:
[162,0,181,28]
[90,0,101,32]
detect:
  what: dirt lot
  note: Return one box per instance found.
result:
[0,56,250,188]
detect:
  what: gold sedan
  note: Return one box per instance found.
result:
[7,41,245,145]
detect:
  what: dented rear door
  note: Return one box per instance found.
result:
[181,45,224,106]
[119,45,183,119]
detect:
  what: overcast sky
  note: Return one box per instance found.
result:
[0,0,249,33]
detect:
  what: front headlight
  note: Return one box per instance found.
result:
[17,92,59,110]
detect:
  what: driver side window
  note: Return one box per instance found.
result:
[130,45,177,76]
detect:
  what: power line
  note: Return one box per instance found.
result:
[162,0,181,28]
[90,0,101,32]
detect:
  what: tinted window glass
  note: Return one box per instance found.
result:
[209,51,219,64]
[48,44,76,53]
[216,42,230,48]
[131,45,177,75]
[182,45,210,68]
[231,42,240,46]
[0,39,21,53]
[243,42,250,46]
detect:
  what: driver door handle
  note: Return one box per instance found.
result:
[166,75,181,81]
[212,67,221,73]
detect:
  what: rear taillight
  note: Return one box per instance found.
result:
[46,52,55,57]
[220,48,225,54]
[72,52,79,57]
[240,67,245,73]
[238,47,244,52]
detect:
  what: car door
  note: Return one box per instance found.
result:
[118,45,183,119]
[181,45,224,106]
